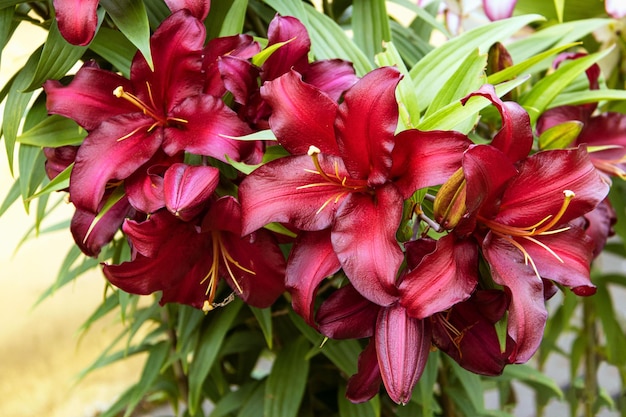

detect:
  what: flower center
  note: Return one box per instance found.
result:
[113,83,188,140]
[296,145,369,214]
[201,231,255,313]
[478,190,575,278]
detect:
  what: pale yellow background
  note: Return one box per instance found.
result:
[0,22,145,417]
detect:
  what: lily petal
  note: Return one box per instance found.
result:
[286,230,341,326]
[482,233,548,363]
[164,0,211,20]
[391,129,471,198]
[43,63,135,130]
[400,234,478,319]
[376,304,431,404]
[261,70,339,155]
[317,284,380,339]
[346,340,383,403]
[331,187,402,306]
[304,59,358,102]
[336,67,401,185]
[69,114,162,213]
[606,0,626,18]
[483,0,517,21]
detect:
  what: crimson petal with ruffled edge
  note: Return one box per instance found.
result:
[303,60,358,102]
[391,129,471,199]
[494,147,609,227]
[53,0,99,46]
[331,187,402,306]
[240,154,353,234]
[376,304,431,405]
[335,67,401,185]
[164,0,211,20]
[261,70,339,155]
[285,230,341,326]
[482,233,548,363]
[262,15,311,81]
[70,114,163,213]
[399,234,478,319]
[44,63,136,130]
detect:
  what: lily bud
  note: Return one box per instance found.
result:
[433,167,467,230]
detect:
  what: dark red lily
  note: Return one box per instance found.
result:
[44,10,252,213]
[434,86,609,363]
[240,66,471,306]
[104,197,285,310]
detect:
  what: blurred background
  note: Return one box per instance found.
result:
[0,21,145,417]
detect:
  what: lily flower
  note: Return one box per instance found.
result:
[44,10,252,213]
[483,0,626,20]
[239,66,471,306]
[104,197,286,310]
[433,86,609,362]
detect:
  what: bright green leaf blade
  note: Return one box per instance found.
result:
[17,115,85,147]
[352,0,390,59]
[124,341,170,417]
[595,285,626,366]
[21,18,94,92]
[506,18,610,63]
[409,14,543,112]
[219,0,248,36]
[100,0,153,70]
[496,364,564,400]
[27,163,72,201]
[417,76,530,132]
[210,380,261,417]
[89,27,136,78]
[0,6,15,68]
[239,379,267,417]
[554,0,564,22]
[389,0,451,38]
[0,177,20,217]
[538,120,583,150]
[486,42,579,85]
[520,48,612,124]
[3,46,40,174]
[549,89,626,107]
[264,336,310,417]
[249,305,273,349]
[188,299,243,415]
[17,143,46,212]
[423,49,487,122]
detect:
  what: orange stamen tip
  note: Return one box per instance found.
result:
[564,190,575,199]
[113,86,124,97]
[202,300,214,313]
[307,145,321,156]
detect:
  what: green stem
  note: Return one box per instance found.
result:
[437,360,457,417]
[582,296,598,417]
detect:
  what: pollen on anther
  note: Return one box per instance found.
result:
[307,145,321,156]
[564,190,575,198]
[113,86,124,98]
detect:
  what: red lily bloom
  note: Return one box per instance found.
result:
[104,197,285,310]
[239,67,471,306]
[44,10,252,213]
[434,86,609,363]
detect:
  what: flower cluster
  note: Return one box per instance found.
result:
[43,4,616,405]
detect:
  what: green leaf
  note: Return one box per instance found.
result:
[3,46,41,174]
[188,298,243,415]
[411,350,440,416]
[83,184,126,244]
[26,163,72,201]
[289,311,360,375]
[89,27,136,78]
[423,49,487,126]
[549,89,626,107]
[520,48,612,124]
[486,42,579,85]
[352,0,390,59]
[595,285,626,366]
[238,380,267,417]
[252,40,294,67]
[389,0,451,38]
[409,14,543,112]
[124,341,170,417]
[554,0,564,22]
[0,176,20,217]
[446,358,485,413]
[249,305,273,349]
[219,0,248,37]
[506,18,610,63]
[264,336,311,417]
[0,6,15,68]
[496,364,563,400]
[17,143,46,212]
[21,17,95,92]
[417,75,530,132]
[225,155,262,175]
[100,0,153,70]
[209,380,261,417]
[17,115,85,147]
[338,384,377,417]
[538,120,583,150]
[388,20,433,69]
